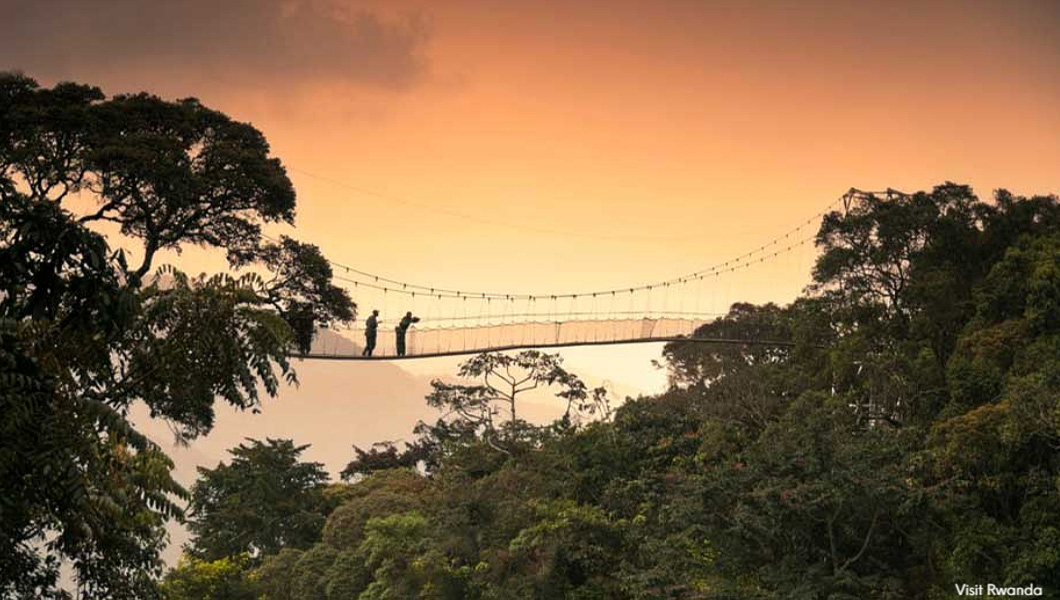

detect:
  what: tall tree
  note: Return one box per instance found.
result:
[0,73,354,598]
[187,439,330,561]
[424,350,609,456]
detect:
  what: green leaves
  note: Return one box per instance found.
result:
[252,236,355,354]
[160,554,258,600]
[508,500,627,598]
[187,439,330,561]
[84,92,296,272]
[1,73,354,598]
[129,271,296,439]
[423,351,610,460]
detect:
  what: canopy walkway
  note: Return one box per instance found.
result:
[305,316,770,360]
[298,189,902,360]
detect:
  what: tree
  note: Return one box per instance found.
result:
[663,302,796,390]
[159,555,257,600]
[187,438,331,561]
[339,441,426,481]
[356,512,456,600]
[253,236,355,353]
[694,393,922,597]
[249,470,452,600]
[322,469,429,551]
[811,184,1059,426]
[253,549,303,600]
[507,500,628,599]
[924,233,1060,589]
[288,544,339,600]
[424,350,609,456]
[0,73,354,598]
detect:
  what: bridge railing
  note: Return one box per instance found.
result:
[307,317,715,359]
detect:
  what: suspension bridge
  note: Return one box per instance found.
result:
[301,188,898,360]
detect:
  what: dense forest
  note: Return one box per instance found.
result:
[3,76,1060,599]
[162,184,1060,599]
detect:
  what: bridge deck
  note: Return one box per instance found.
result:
[299,335,798,361]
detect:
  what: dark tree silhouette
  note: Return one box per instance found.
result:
[187,439,330,561]
[0,73,353,598]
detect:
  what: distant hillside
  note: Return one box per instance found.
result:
[309,327,361,355]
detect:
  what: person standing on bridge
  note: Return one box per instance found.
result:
[395,311,420,357]
[363,309,381,357]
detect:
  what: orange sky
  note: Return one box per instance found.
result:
[4,0,1060,474]
[6,0,1058,302]
[259,0,1060,301]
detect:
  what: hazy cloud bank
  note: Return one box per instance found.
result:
[0,0,430,93]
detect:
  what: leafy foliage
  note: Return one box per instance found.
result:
[0,74,354,598]
[423,350,610,456]
[187,439,331,561]
[160,555,257,600]
[186,183,1060,600]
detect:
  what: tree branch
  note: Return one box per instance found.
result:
[840,508,880,574]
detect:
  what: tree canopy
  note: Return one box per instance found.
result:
[187,439,331,561]
[162,183,1060,600]
[0,73,353,599]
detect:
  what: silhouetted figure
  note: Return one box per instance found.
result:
[395,311,420,357]
[363,309,380,357]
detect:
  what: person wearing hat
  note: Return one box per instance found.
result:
[395,311,420,357]
[363,309,381,357]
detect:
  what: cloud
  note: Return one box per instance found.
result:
[0,0,430,92]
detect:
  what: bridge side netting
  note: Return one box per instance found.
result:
[309,317,714,358]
